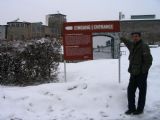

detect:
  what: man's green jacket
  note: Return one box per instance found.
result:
[121,38,153,75]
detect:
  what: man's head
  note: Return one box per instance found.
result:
[131,32,141,43]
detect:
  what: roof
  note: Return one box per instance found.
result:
[7,21,31,24]
[120,19,160,22]
[46,13,66,17]
[131,14,156,19]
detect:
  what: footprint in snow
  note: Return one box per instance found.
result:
[109,95,112,99]
[119,113,126,119]
[152,117,159,120]
[67,85,78,90]
[20,96,29,100]
[67,83,88,91]
[10,117,23,120]
[89,118,94,120]
[106,104,109,108]
[26,103,35,113]
[57,97,62,101]
[99,111,108,117]
[44,91,50,95]
[48,106,54,112]
[2,95,6,99]
[29,103,33,107]
[81,83,88,89]
[70,109,75,113]
[44,91,54,96]
[122,87,126,90]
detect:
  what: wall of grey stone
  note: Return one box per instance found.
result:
[0,25,7,40]
[120,20,160,44]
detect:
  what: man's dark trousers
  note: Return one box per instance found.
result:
[127,72,148,111]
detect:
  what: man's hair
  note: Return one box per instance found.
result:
[131,32,141,37]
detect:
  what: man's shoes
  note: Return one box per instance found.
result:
[125,109,136,115]
[133,110,143,115]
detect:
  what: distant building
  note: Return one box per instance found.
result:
[0,25,7,40]
[31,22,44,39]
[131,14,156,20]
[6,21,54,40]
[43,25,54,38]
[121,19,160,44]
[46,13,67,38]
[7,22,31,40]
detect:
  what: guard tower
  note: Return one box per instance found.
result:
[46,13,67,38]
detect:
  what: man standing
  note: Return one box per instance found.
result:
[121,32,153,115]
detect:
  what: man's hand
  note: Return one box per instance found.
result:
[120,37,127,41]
[120,37,133,50]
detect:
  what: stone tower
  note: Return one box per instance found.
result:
[46,13,67,38]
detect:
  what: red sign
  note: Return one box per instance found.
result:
[64,34,93,60]
[63,21,120,60]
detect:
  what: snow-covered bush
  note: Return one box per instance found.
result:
[0,39,61,86]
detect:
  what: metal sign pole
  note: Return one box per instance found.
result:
[64,60,67,82]
[118,43,121,83]
[118,12,123,84]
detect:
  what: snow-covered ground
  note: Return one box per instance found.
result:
[0,47,160,120]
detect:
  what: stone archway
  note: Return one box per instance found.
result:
[92,32,120,59]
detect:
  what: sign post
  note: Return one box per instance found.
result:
[118,12,125,83]
[64,60,67,82]
[118,32,121,83]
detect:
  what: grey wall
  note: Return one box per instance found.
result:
[0,25,7,40]
[120,20,160,44]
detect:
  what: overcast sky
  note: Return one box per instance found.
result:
[0,0,160,25]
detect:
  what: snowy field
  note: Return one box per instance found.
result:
[93,47,112,59]
[0,47,160,120]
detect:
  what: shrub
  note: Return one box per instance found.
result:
[0,38,61,86]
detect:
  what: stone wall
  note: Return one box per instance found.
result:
[120,20,160,44]
[0,25,7,40]
[7,22,31,40]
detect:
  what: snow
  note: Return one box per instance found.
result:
[0,47,160,120]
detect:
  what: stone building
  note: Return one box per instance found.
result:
[6,21,54,40]
[0,25,7,40]
[46,13,67,38]
[120,19,160,44]
[43,25,54,38]
[31,22,44,39]
[7,22,31,40]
